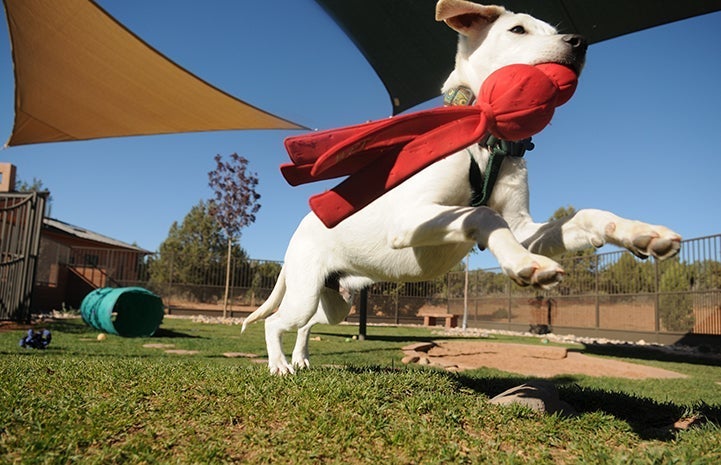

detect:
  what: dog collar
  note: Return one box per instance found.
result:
[443,86,475,106]
[469,136,534,207]
[445,87,535,207]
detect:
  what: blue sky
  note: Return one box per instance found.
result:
[1,1,720,270]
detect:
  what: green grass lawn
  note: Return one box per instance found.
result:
[1,317,720,464]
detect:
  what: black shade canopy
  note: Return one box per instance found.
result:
[316,0,721,114]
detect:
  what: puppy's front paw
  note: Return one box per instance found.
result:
[503,254,564,290]
[268,357,295,376]
[291,352,310,370]
[607,222,681,261]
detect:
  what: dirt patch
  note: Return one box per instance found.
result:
[164,349,200,355]
[222,352,259,358]
[403,341,687,380]
[142,343,176,349]
[0,321,33,333]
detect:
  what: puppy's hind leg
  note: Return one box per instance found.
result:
[291,284,353,370]
[265,296,319,375]
[264,271,327,374]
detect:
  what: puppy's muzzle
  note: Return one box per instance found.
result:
[562,34,588,73]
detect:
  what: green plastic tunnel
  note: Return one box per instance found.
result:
[80,287,164,337]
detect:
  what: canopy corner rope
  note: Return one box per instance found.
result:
[2,0,307,147]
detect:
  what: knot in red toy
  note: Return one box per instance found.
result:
[477,63,577,140]
[280,62,578,228]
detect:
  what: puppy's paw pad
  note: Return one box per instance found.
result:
[631,234,655,251]
[533,268,565,289]
[616,224,681,261]
[514,265,537,283]
[506,256,563,290]
[649,236,681,260]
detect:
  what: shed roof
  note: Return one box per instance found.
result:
[43,217,152,254]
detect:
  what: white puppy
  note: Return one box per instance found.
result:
[243,0,681,375]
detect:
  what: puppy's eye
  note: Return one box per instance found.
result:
[509,25,526,34]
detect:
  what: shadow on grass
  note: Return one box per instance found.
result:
[312,331,481,344]
[576,343,721,368]
[313,333,431,344]
[449,371,721,441]
[35,318,203,339]
[12,350,165,360]
[1,347,67,357]
[314,347,402,358]
[331,363,721,441]
[40,318,95,335]
[152,328,203,339]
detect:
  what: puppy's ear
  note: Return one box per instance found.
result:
[436,0,506,35]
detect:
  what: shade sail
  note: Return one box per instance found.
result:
[316,0,721,114]
[2,0,305,147]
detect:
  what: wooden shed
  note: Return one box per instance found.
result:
[33,218,152,312]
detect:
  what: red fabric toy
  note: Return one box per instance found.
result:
[281,63,578,228]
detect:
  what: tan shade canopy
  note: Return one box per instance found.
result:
[2,0,305,147]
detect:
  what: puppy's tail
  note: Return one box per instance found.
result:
[241,266,286,333]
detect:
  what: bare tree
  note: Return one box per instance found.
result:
[208,153,261,316]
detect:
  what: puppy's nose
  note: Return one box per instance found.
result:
[563,34,588,53]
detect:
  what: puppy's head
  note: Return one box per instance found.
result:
[437,0,587,95]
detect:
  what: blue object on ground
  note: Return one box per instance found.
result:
[19,329,52,349]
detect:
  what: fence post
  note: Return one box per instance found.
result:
[446,272,451,313]
[394,283,400,325]
[474,269,479,325]
[229,254,236,317]
[167,253,174,312]
[462,254,469,330]
[358,288,368,341]
[654,258,661,333]
[507,277,512,325]
[595,254,600,330]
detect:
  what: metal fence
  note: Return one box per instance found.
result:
[45,234,721,344]
[111,254,283,318]
[1,192,47,321]
[439,235,721,344]
[339,235,721,344]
